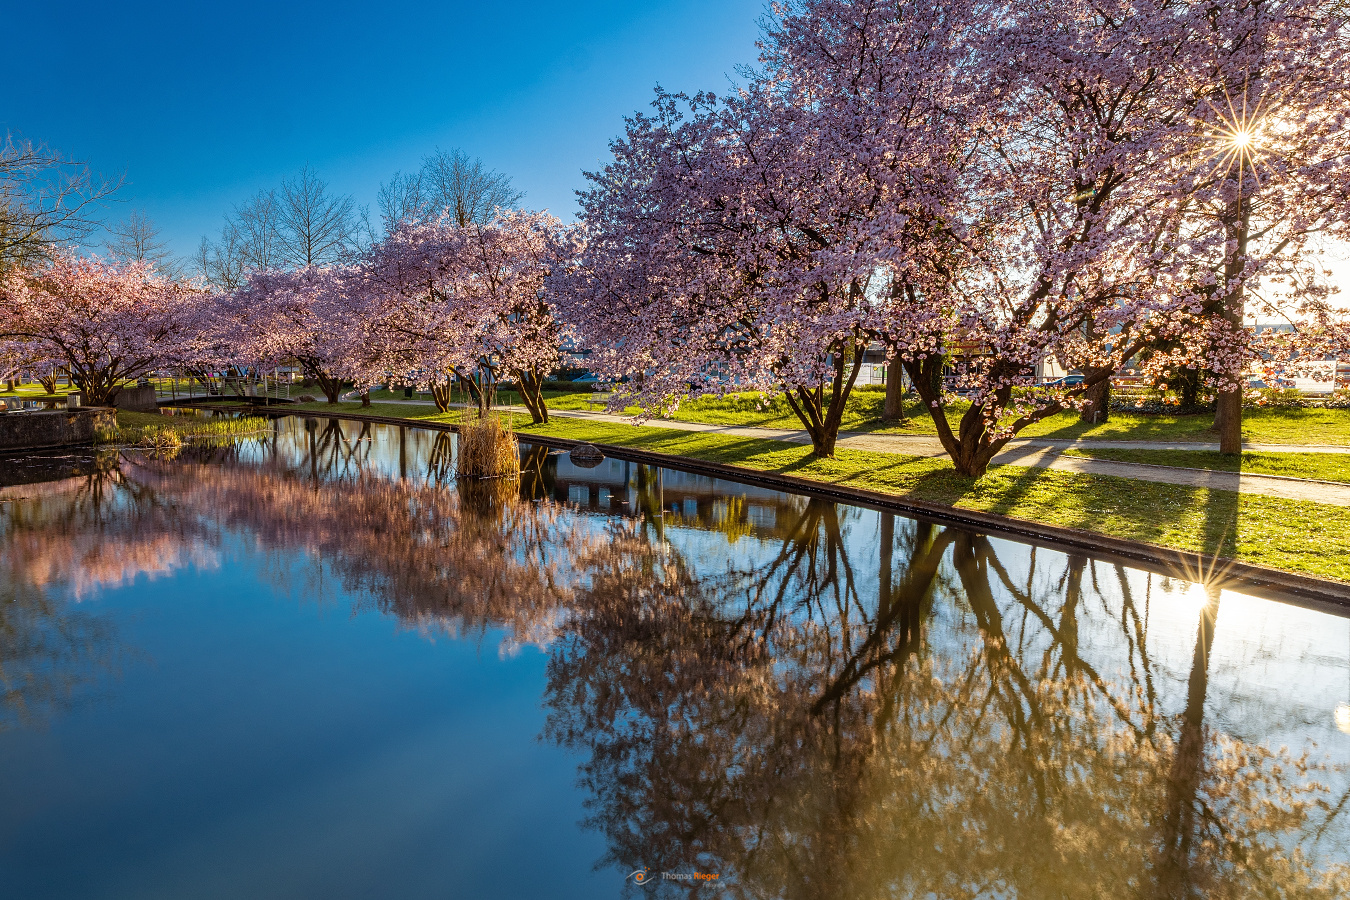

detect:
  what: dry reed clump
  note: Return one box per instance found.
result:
[138,426,183,458]
[456,415,520,479]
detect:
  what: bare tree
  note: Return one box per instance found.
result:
[232,189,284,271]
[196,165,359,286]
[0,133,122,272]
[378,148,523,230]
[276,164,357,267]
[105,210,178,273]
[376,170,426,231]
[195,231,247,291]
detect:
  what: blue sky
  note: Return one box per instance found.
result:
[3,0,766,259]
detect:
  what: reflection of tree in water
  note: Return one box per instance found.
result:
[297,416,376,483]
[0,578,115,730]
[137,448,581,649]
[130,435,1350,896]
[544,510,1349,899]
[4,425,1345,896]
[0,454,194,729]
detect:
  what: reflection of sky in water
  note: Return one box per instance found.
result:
[0,414,1347,898]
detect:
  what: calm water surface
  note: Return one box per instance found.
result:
[1,416,1348,899]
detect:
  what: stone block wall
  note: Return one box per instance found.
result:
[0,407,117,452]
[113,384,159,411]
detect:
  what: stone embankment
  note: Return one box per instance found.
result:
[0,407,116,452]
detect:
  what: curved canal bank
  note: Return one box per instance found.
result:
[171,404,1350,612]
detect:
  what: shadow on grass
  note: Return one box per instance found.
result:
[971,463,1056,518]
[1199,486,1240,570]
[1025,412,1219,443]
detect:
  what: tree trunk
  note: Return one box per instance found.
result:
[317,373,341,404]
[780,347,865,459]
[468,376,489,418]
[1080,378,1110,424]
[948,441,1004,478]
[1178,368,1201,411]
[902,353,1015,478]
[359,387,371,408]
[807,426,839,458]
[882,356,908,422]
[1212,189,1251,455]
[1214,389,1241,453]
[516,368,549,425]
[1152,589,1219,900]
[431,382,453,413]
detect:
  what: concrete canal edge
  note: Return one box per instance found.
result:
[184,405,1350,613]
[0,407,116,453]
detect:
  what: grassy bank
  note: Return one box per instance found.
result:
[280,400,1350,582]
[105,410,272,446]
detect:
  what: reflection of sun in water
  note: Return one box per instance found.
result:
[1336,704,1350,735]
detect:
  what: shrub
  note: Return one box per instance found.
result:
[1110,395,1214,415]
[1324,388,1350,410]
[1246,387,1306,409]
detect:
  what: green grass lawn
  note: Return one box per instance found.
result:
[272,400,1350,582]
[1,383,72,399]
[1062,448,1350,483]
[323,386,1350,445]
[600,387,1350,445]
[1018,406,1350,445]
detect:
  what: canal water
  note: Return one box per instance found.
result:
[1,416,1347,899]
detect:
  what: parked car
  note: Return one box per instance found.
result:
[1044,374,1085,387]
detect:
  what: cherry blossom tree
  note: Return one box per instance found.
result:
[1169,0,1350,452]
[883,0,1218,475]
[566,0,992,459]
[225,266,371,404]
[574,0,1349,474]
[0,252,206,405]
[360,210,574,423]
[874,0,1350,469]
[0,337,54,390]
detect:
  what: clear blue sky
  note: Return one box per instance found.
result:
[3,0,766,259]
